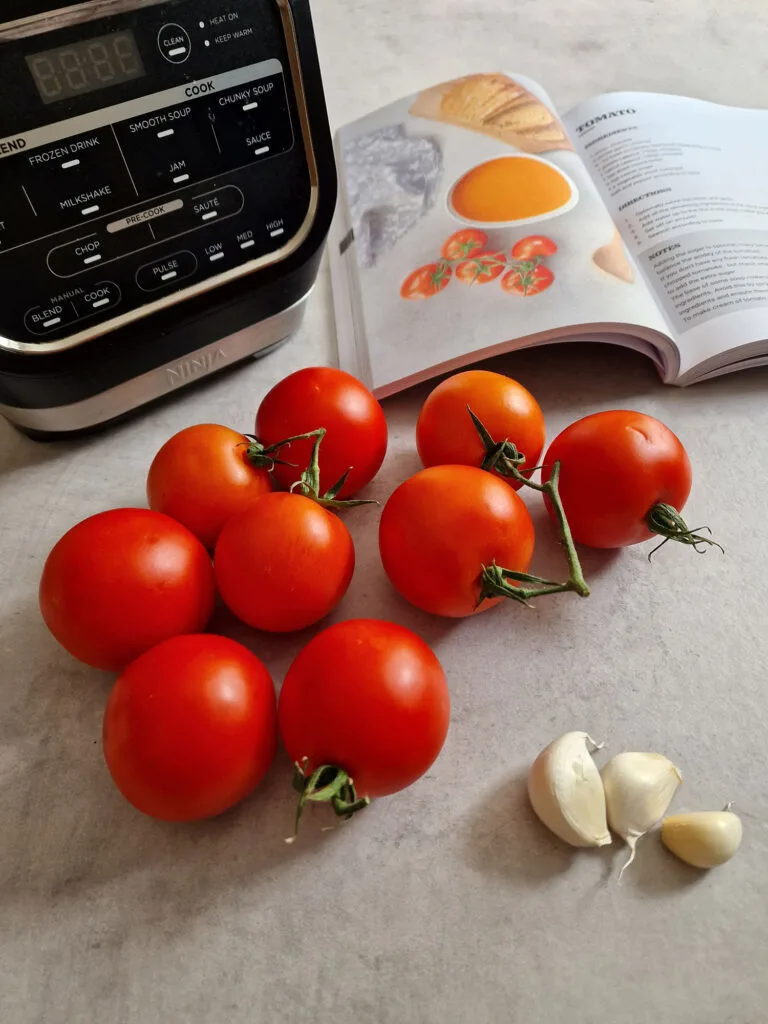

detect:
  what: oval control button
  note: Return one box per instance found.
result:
[158,23,191,64]
[136,250,197,292]
[72,282,122,318]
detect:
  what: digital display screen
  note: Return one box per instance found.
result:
[26,31,146,105]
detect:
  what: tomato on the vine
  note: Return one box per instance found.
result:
[278,619,450,810]
[501,263,555,296]
[416,370,545,488]
[400,263,452,299]
[255,366,387,498]
[103,634,277,821]
[147,423,273,548]
[542,410,694,548]
[441,229,488,261]
[379,465,535,617]
[39,508,215,671]
[512,235,558,259]
[455,251,507,285]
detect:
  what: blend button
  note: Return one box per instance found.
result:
[24,301,79,336]
[136,250,197,292]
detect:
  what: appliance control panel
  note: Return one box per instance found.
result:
[0,0,314,352]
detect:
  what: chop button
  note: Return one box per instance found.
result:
[136,250,197,291]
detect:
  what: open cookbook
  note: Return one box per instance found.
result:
[329,72,768,395]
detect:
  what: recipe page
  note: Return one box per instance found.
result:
[563,92,768,373]
[333,72,671,394]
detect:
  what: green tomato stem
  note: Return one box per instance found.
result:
[468,406,590,605]
[645,502,724,560]
[287,758,371,842]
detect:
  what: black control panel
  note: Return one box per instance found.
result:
[0,0,313,351]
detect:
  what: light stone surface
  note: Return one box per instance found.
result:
[2,2,768,1022]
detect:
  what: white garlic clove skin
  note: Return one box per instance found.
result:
[662,811,743,869]
[601,751,682,880]
[527,731,612,848]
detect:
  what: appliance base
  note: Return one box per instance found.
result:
[0,289,311,438]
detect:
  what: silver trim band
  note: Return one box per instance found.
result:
[0,287,311,433]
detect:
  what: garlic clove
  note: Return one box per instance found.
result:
[527,731,612,848]
[662,810,743,869]
[601,751,682,880]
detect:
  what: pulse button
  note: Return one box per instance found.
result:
[158,24,191,63]
[136,251,197,292]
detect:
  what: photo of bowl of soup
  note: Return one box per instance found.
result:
[447,154,578,228]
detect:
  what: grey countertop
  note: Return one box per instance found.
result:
[2,2,768,1022]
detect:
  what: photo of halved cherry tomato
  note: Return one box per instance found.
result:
[416,370,545,488]
[215,492,355,632]
[501,263,555,296]
[400,263,452,299]
[379,465,535,617]
[440,228,488,261]
[511,235,558,260]
[542,410,693,548]
[103,634,277,822]
[255,366,388,498]
[455,251,508,285]
[39,508,216,671]
[278,619,450,803]
[147,423,273,549]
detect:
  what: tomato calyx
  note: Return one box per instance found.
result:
[646,502,724,561]
[287,758,371,842]
[291,428,378,510]
[243,432,311,471]
[467,407,590,606]
[467,406,532,480]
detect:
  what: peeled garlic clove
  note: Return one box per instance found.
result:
[662,810,743,869]
[527,731,612,848]
[601,752,682,880]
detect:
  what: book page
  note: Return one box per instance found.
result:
[564,92,768,375]
[332,73,672,395]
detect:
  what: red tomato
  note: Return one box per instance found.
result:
[103,634,277,821]
[214,492,354,632]
[441,228,488,260]
[501,263,555,296]
[147,423,273,549]
[455,251,507,285]
[255,366,388,498]
[416,370,545,488]
[278,619,450,799]
[400,263,452,299]
[39,509,215,671]
[379,465,535,617]
[511,235,558,259]
[542,410,692,548]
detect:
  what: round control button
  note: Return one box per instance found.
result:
[157,24,191,64]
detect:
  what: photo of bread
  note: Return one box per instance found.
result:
[592,229,635,283]
[409,73,574,154]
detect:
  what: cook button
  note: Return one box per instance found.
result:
[158,23,191,63]
[136,250,197,291]
[72,282,121,318]
[24,301,79,336]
